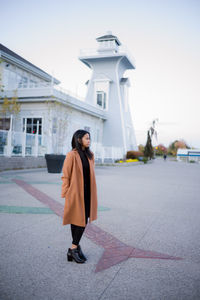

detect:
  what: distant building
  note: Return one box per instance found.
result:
[177,148,200,163]
[0,32,137,161]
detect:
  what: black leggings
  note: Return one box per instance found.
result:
[70,216,88,246]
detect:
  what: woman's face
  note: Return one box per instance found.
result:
[81,133,90,148]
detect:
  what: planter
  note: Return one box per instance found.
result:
[45,154,65,173]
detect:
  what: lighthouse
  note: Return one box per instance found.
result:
[79,32,138,160]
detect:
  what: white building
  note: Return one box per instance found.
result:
[0,33,138,162]
[177,149,200,163]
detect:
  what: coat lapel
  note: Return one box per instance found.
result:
[73,149,83,174]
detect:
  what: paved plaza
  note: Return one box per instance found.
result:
[0,158,200,299]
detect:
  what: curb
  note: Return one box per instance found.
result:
[95,161,152,167]
[0,161,154,174]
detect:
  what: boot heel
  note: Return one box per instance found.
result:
[67,248,85,263]
[67,254,73,261]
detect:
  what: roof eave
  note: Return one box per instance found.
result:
[0,50,60,84]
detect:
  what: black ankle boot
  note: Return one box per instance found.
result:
[67,248,85,263]
[77,245,87,261]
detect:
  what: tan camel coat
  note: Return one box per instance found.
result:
[61,149,98,227]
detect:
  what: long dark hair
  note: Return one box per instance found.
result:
[71,129,93,159]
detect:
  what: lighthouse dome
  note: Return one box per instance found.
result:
[96,31,121,53]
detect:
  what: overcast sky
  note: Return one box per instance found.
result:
[1,0,200,148]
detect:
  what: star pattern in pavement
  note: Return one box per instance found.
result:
[84,223,183,272]
[13,178,183,272]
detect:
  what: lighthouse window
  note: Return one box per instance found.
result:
[96,91,106,109]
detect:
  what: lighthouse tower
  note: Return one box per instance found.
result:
[79,32,138,160]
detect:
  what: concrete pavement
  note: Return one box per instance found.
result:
[0,158,200,299]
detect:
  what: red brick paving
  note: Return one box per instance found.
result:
[13,179,64,217]
[13,178,183,272]
[85,223,183,272]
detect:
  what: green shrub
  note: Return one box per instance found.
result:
[143,157,148,164]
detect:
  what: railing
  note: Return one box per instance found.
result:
[0,130,124,161]
[0,129,46,157]
[79,45,136,66]
[20,82,52,88]
[0,130,8,155]
[52,85,85,101]
[2,83,85,102]
[91,142,124,162]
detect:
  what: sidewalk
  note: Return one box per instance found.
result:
[0,159,200,299]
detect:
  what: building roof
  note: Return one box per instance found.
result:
[0,44,60,84]
[96,34,121,46]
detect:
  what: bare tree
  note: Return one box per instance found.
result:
[144,118,158,159]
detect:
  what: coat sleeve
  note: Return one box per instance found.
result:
[61,152,73,198]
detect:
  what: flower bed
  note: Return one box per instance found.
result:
[116,158,139,163]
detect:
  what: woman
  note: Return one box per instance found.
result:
[61,129,98,264]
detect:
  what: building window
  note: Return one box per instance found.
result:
[96,91,106,109]
[18,76,28,88]
[0,118,10,130]
[30,80,37,88]
[23,118,42,134]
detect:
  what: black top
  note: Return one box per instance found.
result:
[78,150,91,218]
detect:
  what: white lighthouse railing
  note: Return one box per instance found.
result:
[79,45,136,67]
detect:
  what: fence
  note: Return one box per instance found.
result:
[0,131,124,162]
[91,142,124,163]
[0,129,46,157]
